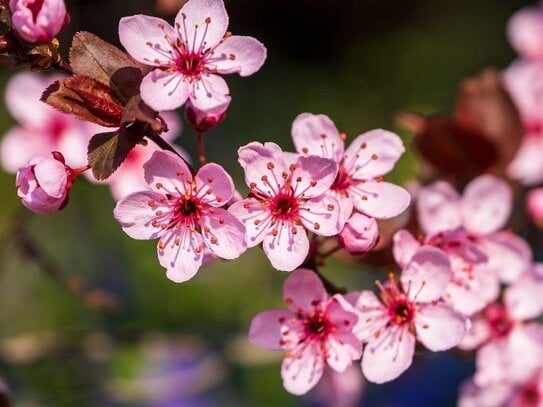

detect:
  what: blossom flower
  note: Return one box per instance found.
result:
[507,3,543,62]
[229,141,342,271]
[0,71,101,173]
[113,150,246,283]
[249,269,361,395]
[393,228,493,316]
[338,212,379,255]
[348,246,468,384]
[291,113,411,225]
[9,0,70,44]
[118,0,266,112]
[16,151,78,214]
[105,111,186,200]
[184,98,229,133]
[416,175,532,284]
[459,272,543,387]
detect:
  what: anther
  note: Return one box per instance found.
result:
[310,181,317,187]
[327,204,335,211]
[207,176,213,182]
[155,182,163,189]
[261,175,268,182]
[314,223,320,230]
[272,229,278,236]
[302,147,308,154]
[289,164,297,171]
[210,236,218,244]
[205,17,211,24]
[371,154,378,160]
[360,142,367,149]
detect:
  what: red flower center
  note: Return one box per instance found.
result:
[331,165,352,195]
[302,310,333,340]
[271,193,299,220]
[485,303,513,338]
[175,53,205,77]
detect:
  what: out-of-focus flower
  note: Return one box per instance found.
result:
[249,269,361,395]
[349,247,468,384]
[309,365,365,407]
[507,3,543,62]
[338,213,379,255]
[16,151,78,214]
[118,0,266,111]
[9,0,70,43]
[114,150,246,283]
[184,98,229,133]
[459,274,543,387]
[105,111,186,200]
[0,71,102,173]
[527,188,543,226]
[230,141,341,271]
[417,175,532,284]
[291,113,410,226]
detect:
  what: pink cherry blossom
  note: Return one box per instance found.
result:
[338,212,379,255]
[527,187,543,226]
[0,71,102,173]
[105,111,187,200]
[349,246,468,384]
[291,113,411,225]
[113,150,246,283]
[416,176,532,284]
[9,0,70,44]
[118,0,266,112]
[16,151,79,214]
[502,61,543,186]
[248,269,361,395]
[393,228,495,316]
[507,4,543,61]
[229,141,342,271]
[185,98,229,133]
[459,277,543,387]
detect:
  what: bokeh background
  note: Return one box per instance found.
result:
[0,0,536,405]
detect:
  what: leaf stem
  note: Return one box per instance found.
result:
[197,131,206,166]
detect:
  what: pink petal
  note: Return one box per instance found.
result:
[113,191,167,240]
[349,180,411,219]
[348,290,388,342]
[291,155,338,199]
[281,345,324,395]
[527,187,543,225]
[263,225,309,271]
[249,309,295,351]
[299,195,342,236]
[33,156,68,198]
[326,333,362,373]
[175,0,228,52]
[143,150,191,194]
[200,208,246,259]
[505,269,543,320]
[157,228,204,283]
[237,141,286,195]
[481,232,532,284]
[326,295,360,332]
[461,175,512,235]
[0,127,36,173]
[362,326,415,384]
[210,35,266,76]
[343,129,405,179]
[189,73,230,111]
[119,15,177,66]
[507,6,543,61]
[507,135,543,186]
[338,212,379,255]
[401,246,451,303]
[335,193,354,227]
[444,267,497,316]
[229,198,271,247]
[458,318,491,350]
[195,163,234,206]
[457,379,514,407]
[392,229,420,268]
[416,181,462,235]
[291,113,344,162]
[283,269,327,312]
[415,303,468,351]
[140,69,191,111]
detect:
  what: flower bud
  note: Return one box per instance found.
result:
[527,188,543,227]
[338,213,379,255]
[9,0,70,44]
[184,98,229,133]
[16,151,73,214]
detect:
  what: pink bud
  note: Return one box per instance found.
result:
[16,152,74,214]
[184,98,229,133]
[338,213,379,255]
[9,0,70,44]
[527,188,543,226]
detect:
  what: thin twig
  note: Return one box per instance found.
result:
[196,131,206,166]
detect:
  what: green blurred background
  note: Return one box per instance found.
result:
[0,0,534,405]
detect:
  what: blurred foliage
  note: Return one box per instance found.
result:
[0,0,534,405]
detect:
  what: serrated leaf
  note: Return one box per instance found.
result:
[41,75,123,127]
[88,131,142,180]
[69,31,148,104]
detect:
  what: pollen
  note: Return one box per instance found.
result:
[310,181,317,187]
[267,162,274,170]
[155,182,163,189]
[302,147,308,154]
[272,229,278,236]
[314,223,320,230]
[289,164,297,171]
[371,153,378,160]
[210,236,218,244]
[205,16,211,23]
[360,142,367,149]
[327,204,335,211]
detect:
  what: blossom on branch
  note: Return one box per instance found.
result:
[118,0,266,112]
[114,150,246,283]
[249,269,361,395]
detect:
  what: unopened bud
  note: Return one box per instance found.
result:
[184,98,229,133]
[9,0,70,44]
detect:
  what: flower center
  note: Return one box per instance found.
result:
[302,310,332,340]
[271,194,299,220]
[179,198,199,217]
[485,303,513,338]
[376,274,416,326]
[389,300,415,325]
[175,53,205,77]
[331,165,352,195]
